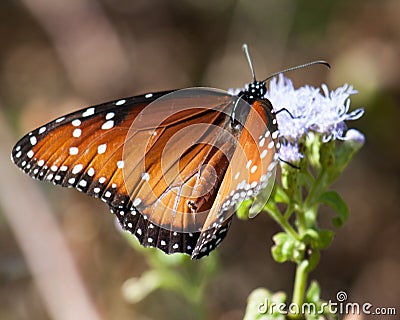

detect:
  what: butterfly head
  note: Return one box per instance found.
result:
[240,43,329,107]
[238,80,267,104]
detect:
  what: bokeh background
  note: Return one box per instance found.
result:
[1,0,399,319]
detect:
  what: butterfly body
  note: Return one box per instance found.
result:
[12,81,279,259]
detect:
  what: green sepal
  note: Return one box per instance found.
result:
[272,232,305,263]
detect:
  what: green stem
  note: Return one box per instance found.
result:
[295,209,307,234]
[304,169,327,209]
[288,260,309,319]
[266,204,300,241]
[191,291,207,320]
[283,203,295,220]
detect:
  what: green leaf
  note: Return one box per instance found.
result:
[244,288,287,320]
[318,191,349,227]
[305,281,321,304]
[306,249,320,273]
[305,281,338,319]
[302,229,334,249]
[317,229,334,249]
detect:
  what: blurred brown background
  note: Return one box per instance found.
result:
[0,0,399,319]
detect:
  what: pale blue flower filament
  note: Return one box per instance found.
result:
[279,142,304,163]
[264,74,364,160]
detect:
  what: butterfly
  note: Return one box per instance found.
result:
[12,45,324,259]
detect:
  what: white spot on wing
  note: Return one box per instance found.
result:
[72,164,83,174]
[141,172,150,181]
[82,108,95,117]
[133,198,141,207]
[268,162,277,171]
[246,160,252,169]
[72,119,81,127]
[115,99,126,106]
[39,127,46,134]
[261,149,269,159]
[97,144,107,154]
[145,93,153,98]
[27,150,34,158]
[117,160,124,168]
[30,136,37,145]
[73,128,82,138]
[87,167,95,176]
[105,112,115,120]
[98,176,106,184]
[69,147,79,155]
[101,120,114,130]
[79,180,87,187]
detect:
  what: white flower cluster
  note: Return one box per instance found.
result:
[265,74,364,161]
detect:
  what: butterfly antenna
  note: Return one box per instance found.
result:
[262,60,330,83]
[242,44,257,81]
